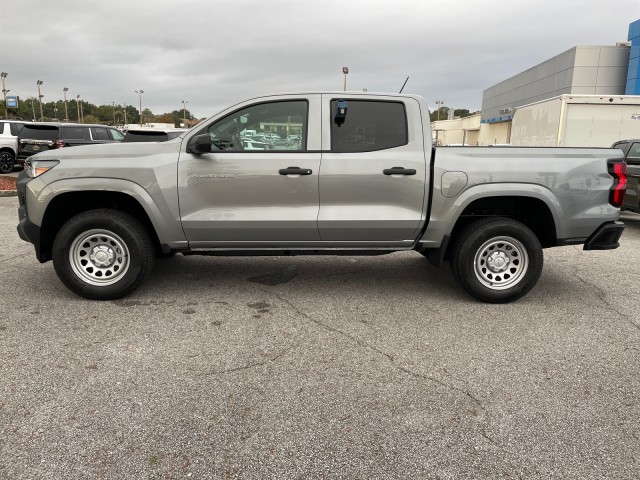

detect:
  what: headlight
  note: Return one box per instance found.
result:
[25,159,59,178]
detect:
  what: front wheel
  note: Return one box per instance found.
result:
[450,217,543,303]
[52,209,155,300]
[0,151,15,174]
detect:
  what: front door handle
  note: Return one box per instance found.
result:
[279,166,312,175]
[383,166,416,176]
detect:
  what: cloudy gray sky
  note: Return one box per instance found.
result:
[3,0,638,118]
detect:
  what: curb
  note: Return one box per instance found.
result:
[0,173,18,197]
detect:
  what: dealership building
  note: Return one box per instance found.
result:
[433,18,640,146]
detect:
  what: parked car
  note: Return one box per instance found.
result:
[612,139,640,213]
[122,127,186,143]
[242,139,269,150]
[0,120,27,173]
[17,123,124,164]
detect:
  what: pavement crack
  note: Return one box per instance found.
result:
[268,289,503,449]
[198,348,290,377]
[574,273,640,331]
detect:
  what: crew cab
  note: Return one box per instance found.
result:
[16,92,627,303]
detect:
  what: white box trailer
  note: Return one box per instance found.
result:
[510,95,640,147]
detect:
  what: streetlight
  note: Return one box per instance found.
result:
[36,80,44,121]
[342,67,349,91]
[76,95,81,123]
[63,87,69,122]
[135,90,144,126]
[182,100,188,128]
[435,100,444,121]
[1,72,8,119]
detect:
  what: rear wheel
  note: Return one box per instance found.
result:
[0,151,15,174]
[450,217,543,303]
[52,209,155,300]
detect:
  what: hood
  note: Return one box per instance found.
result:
[29,137,183,162]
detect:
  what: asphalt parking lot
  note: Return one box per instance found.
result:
[1,195,639,479]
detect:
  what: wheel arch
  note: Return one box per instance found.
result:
[39,190,162,262]
[450,195,557,249]
[422,193,559,266]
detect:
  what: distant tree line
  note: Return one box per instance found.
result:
[430,107,478,122]
[3,97,195,126]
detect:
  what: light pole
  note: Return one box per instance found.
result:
[1,72,8,119]
[342,67,349,91]
[135,90,144,126]
[36,80,44,121]
[182,99,188,128]
[435,100,444,121]
[123,103,127,125]
[63,87,69,122]
[76,95,81,123]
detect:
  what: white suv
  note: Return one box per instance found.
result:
[0,120,26,173]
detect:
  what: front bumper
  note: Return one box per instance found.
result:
[16,170,44,262]
[583,221,625,250]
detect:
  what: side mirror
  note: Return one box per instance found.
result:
[186,134,212,154]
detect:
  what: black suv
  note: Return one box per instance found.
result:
[17,123,124,164]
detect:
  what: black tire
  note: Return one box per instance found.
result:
[52,209,155,300]
[450,217,543,303]
[0,150,15,174]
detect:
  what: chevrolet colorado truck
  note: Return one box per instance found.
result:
[16,92,627,303]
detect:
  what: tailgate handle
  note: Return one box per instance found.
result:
[383,167,416,176]
[279,166,312,175]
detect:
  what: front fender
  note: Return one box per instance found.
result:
[37,177,186,246]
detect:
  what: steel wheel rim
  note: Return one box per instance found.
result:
[474,236,528,290]
[69,229,130,286]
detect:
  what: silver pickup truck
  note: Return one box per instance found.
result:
[16,92,627,303]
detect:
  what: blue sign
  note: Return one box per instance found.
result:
[6,96,18,108]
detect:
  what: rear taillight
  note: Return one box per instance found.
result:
[608,159,627,207]
[55,140,64,149]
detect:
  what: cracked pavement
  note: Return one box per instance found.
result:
[1,196,640,479]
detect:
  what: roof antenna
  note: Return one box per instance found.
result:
[398,76,409,94]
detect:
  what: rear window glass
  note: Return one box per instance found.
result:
[60,127,90,140]
[330,100,408,152]
[123,131,168,142]
[19,125,59,141]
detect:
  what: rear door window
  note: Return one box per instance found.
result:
[92,127,111,141]
[60,127,90,140]
[330,100,408,152]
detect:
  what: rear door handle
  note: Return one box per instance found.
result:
[279,166,312,175]
[383,167,416,176]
